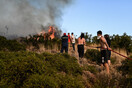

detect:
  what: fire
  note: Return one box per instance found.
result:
[37,26,55,40]
[48,26,55,39]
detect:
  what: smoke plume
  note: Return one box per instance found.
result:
[0,0,72,38]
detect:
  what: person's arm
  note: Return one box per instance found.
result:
[101,37,111,50]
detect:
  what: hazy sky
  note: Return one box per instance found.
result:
[61,0,132,37]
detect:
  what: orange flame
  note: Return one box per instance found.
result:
[48,26,55,39]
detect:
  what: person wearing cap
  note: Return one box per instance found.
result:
[97,30,111,74]
[60,33,68,53]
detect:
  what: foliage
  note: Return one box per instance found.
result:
[84,32,92,43]
[0,36,26,51]
[116,55,132,88]
[111,57,116,65]
[111,33,132,54]
[0,51,84,88]
[83,65,98,74]
[92,36,100,44]
[119,55,132,77]
[24,34,62,50]
[85,49,101,64]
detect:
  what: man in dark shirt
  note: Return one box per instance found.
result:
[61,33,68,53]
[104,34,111,66]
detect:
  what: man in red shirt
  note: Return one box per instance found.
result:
[68,33,71,50]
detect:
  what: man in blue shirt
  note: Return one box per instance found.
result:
[61,33,68,53]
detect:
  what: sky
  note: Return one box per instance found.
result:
[61,0,132,37]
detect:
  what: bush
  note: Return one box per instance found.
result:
[0,51,84,88]
[0,36,26,51]
[85,49,101,64]
[119,56,132,76]
[117,55,132,88]
[23,74,84,88]
[83,65,97,74]
[111,57,116,65]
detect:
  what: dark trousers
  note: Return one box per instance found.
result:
[72,43,75,51]
[108,50,111,60]
[61,45,68,53]
[78,45,84,58]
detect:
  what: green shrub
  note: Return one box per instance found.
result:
[119,77,132,88]
[0,36,26,51]
[111,57,116,65]
[23,74,84,88]
[0,36,8,50]
[119,56,132,76]
[0,51,84,88]
[83,65,97,74]
[117,55,132,87]
[85,49,101,64]
[6,40,26,51]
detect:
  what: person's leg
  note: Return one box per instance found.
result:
[104,50,110,74]
[74,43,75,51]
[82,45,84,58]
[65,46,68,53]
[104,63,110,74]
[68,43,70,50]
[108,60,111,66]
[72,43,75,51]
[78,45,80,57]
[78,45,82,64]
[108,51,111,66]
[80,45,84,64]
[60,46,64,53]
[101,50,105,71]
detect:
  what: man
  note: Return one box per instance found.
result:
[104,34,111,66]
[61,33,68,53]
[97,31,111,74]
[68,33,71,50]
[71,32,75,51]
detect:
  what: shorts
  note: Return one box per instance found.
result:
[101,50,108,64]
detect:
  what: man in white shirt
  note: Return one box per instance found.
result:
[71,33,75,51]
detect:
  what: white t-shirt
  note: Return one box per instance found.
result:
[71,35,75,43]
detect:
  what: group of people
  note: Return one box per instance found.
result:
[60,33,76,53]
[61,31,111,74]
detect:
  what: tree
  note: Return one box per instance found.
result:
[92,36,99,45]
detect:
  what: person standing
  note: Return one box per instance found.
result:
[68,33,71,50]
[104,34,111,66]
[78,33,86,64]
[61,33,68,53]
[71,33,75,51]
[97,31,111,74]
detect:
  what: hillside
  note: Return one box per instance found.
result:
[0,36,132,88]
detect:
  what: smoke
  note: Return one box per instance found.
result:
[0,0,73,38]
